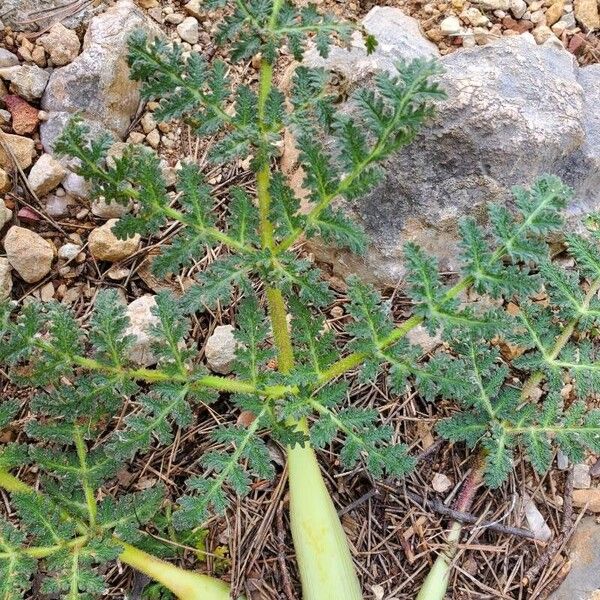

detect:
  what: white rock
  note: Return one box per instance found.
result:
[58,242,82,261]
[27,153,67,197]
[510,0,528,17]
[0,199,12,230]
[522,493,552,542]
[0,257,12,300]
[62,172,90,200]
[146,129,160,149]
[140,112,157,134]
[177,16,199,44]
[3,225,54,283]
[406,324,442,354]
[473,0,511,10]
[0,64,50,101]
[124,294,160,366]
[440,16,463,34]
[0,49,18,68]
[184,0,202,19]
[38,23,81,66]
[573,463,591,489]
[88,219,140,262]
[91,197,132,219]
[205,325,238,374]
[45,194,72,218]
[532,24,555,43]
[165,12,185,24]
[432,472,452,493]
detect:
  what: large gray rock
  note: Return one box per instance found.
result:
[0,0,102,32]
[296,9,600,287]
[40,0,161,153]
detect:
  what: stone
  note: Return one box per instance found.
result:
[532,24,555,42]
[205,325,238,374]
[62,172,90,200]
[553,12,577,32]
[549,518,600,599]
[3,225,54,283]
[146,129,160,149]
[165,13,185,24]
[40,0,161,152]
[0,65,50,101]
[406,324,442,353]
[46,194,72,218]
[521,493,552,542]
[299,15,599,287]
[573,489,600,511]
[0,199,12,229]
[2,95,40,135]
[473,0,511,10]
[38,23,81,66]
[0,258,12,300]
[1,0,100,31]
[0,133,35,170]
[0,49,19,68]
[302,8,439,83]
[440,16,463,34]
[431,472,452,493]
[545,0,565,25]
[57,242,81,261]
[574,0,600,30]
[510,0,528,17]
[177,17,199,44]
[88,219,141,262]
[140,112,156,134]
[91,197,132,219]
[124,295,160,366]
[0,170,10,195]
[184,0,203,19]
[27,153,67,197]
[574,463,592,488]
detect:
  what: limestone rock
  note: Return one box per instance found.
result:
[431,473,452,493]
[574,0,600,30]
[0,49,19,68]
[522,493,552,542]
[177,17,199,43]
[573,463,592,489]
[1,0,100,31]
[0,133,35,170]
[573,488,600,511]
[58,242,82,261]
[0,258,12,300]
[184,0,202,19]
[62,172,90,200]
[300,14,598,287]
[0,65,50,101]
[0,199,12,229]
[124,294,160,366]
[88,219,141,262]
[0,170,11,195]
[205,325,238,374]
[38,23,81,66]
[40,0,161,152]
[3,226,54,283]
[27,153,67,197]
[549,518,600,599]
[91,197,133,219]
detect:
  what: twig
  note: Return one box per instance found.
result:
[276,500,296,600]
[405,490,536,541]
[523,467,575,586]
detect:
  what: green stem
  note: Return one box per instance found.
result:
[0,470,31,494]
[119,542,239,600]
[266,287,294,374]
[73,427,97,530]
[287,418,363,600]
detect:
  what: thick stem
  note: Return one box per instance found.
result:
[119,542,240,600]
[287,419,363,600]
[266,287,294,374]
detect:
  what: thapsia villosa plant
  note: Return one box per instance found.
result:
[1,1,600,598]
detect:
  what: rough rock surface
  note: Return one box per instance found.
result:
[3,95,40,135]
[297,8,600,286]
[124,295,160,366]
[1,0,101,32]
[549,517,600,599]
[205,325,238,374]
[40,0,161,152]
[0,65,50,101]
[0,49,19,68]
[0,258,12,300]
[0,133,35,170]
[27,154,67,197]
[88,219,141,262]
[38,23,81,66]
[0,199,13,229]
[3,226,54,283]
[0,172,11,196]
